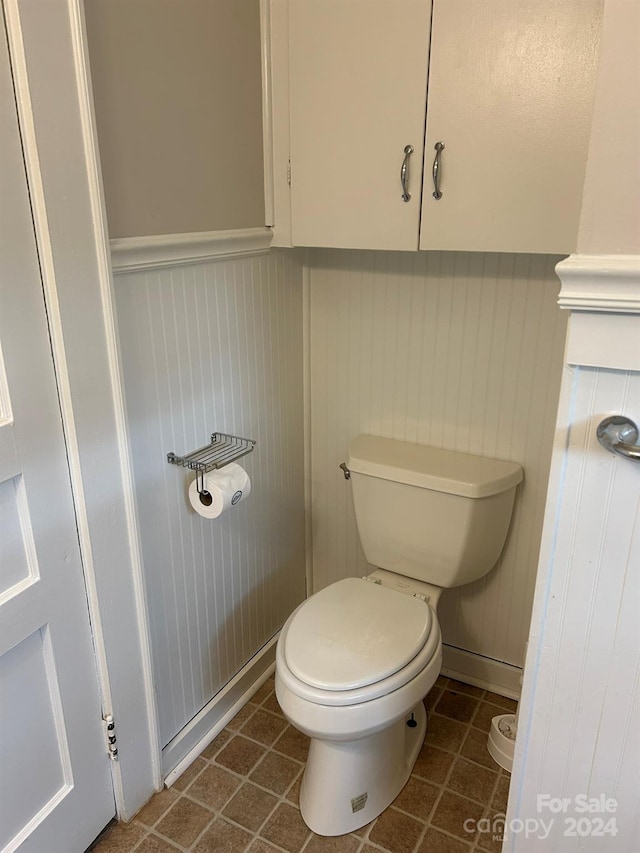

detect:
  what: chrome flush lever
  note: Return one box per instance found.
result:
[400,145,414,202]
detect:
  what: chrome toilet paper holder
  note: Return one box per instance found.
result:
[167,432,256,496]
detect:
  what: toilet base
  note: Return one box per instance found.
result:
[299,700,427,836]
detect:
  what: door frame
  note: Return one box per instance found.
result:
[7,0,638,834]
[3,0,161,818]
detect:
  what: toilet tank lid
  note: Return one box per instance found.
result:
[348,435,523,498]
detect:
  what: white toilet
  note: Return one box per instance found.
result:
[275,434,523,836]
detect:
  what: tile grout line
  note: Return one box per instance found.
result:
[139,682,309,851]
[473,768,509,853]
[174,689,505,797]
[408,682,507,852]
[413,709,472,853]
[115,676,511,853]
[184,745,310,851]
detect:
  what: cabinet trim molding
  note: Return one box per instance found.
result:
[260,0,275,227]
[556,254,640,313]
[110,227,273,274]
[557,254,640,372]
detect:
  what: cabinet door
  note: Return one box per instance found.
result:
[420,0,602,254]
[289,0,431,250]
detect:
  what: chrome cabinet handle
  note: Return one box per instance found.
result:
[432,141,444,200]
[596,416,640,461]
[400,144,414,202]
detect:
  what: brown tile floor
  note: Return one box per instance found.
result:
[93,676,516,853]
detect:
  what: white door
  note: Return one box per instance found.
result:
[420,0,601,254]
[0,15,115,853]
[289,0,431,250]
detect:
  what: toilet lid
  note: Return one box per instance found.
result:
[284,577,433,691]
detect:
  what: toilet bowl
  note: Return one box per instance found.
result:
[275,435,523,836]
[276,576,442,835]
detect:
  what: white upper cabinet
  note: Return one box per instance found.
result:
[420,0,602,254]
[266,0,602,253]
[288,0,431,250]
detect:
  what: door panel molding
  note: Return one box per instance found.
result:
[1,2,115,844]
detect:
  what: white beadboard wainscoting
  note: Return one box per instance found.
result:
[112,243,306,768]
[511,364,640,851]
[508,256,640,851]
[307,249,568,680]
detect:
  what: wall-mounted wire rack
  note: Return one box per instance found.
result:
[167,432,256,495]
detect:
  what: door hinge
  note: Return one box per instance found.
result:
[287,159,292,187]
[103,714,119,760]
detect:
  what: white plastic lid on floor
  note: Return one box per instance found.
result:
[284,577,432,691]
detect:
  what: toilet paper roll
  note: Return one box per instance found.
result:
[188,463,251,519]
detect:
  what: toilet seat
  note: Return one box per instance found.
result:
[279,579,441,707]
[285,577,432,691]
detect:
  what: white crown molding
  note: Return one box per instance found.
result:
[110,227,273,274]
[556,253,640,313]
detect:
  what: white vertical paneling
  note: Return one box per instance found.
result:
[113,249,305,747]
[309,249,567,669]
[509,367,640,851]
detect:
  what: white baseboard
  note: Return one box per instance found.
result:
[441,644,522,700]
[163,633,279,783]
[163,636,519,784]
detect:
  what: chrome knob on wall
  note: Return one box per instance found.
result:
[596,416,640,461]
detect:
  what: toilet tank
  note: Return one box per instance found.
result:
[347,435,523,588]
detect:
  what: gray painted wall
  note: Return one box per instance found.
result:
[85,0,265,238]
